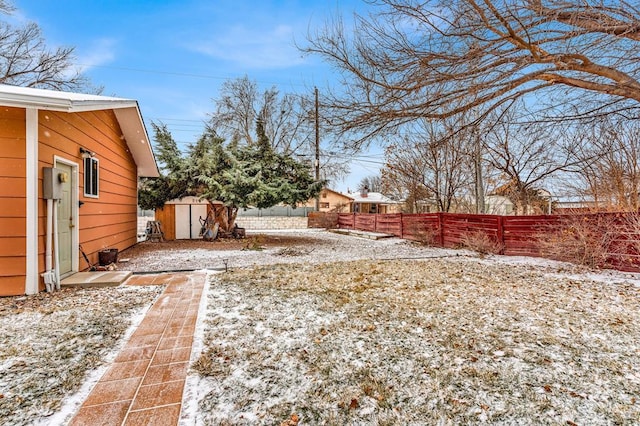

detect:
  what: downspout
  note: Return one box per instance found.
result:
[53,200,60,290]
[41,198,55,292]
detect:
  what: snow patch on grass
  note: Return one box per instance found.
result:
[192,258,640,425]
[0,285,163,426]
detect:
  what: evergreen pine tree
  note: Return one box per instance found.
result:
[139,121,324,234]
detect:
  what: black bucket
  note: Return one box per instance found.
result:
[98,248,118,265]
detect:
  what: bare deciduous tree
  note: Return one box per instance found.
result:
[358,174,382,192]
[483,106,584,214]
[304,0,640,146]
[382,119,473,212]
[568,117,640,211]
[208,76,351,185]
[0,1,12,13]
[209,76,314,156]
[0,2,92,91]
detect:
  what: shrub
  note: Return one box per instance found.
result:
[537,213,622,269]
[243,234,266,251]
[406,222,439,246]
[460,230,504,256]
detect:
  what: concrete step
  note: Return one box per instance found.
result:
[60,271,133,288]
[329,228,395,240]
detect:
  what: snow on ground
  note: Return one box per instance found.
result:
[183,231,640,425]
[2,230,640,425]
[0,285,163,426]
[120,229,476,273]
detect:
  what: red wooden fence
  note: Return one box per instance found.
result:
[331,212,640,272]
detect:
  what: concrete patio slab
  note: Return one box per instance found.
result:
[61,271,133,288]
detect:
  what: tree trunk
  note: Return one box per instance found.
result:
[208,203,241,234]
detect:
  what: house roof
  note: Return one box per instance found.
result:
[0,84,158,177]
[323,188,354,201]
[348,191,400,204]
[165,196,222,205]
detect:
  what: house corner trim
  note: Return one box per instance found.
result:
[25,108,38,295]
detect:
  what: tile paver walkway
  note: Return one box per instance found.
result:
[69,272,207,426]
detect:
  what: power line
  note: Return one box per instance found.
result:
[81,63,311,89]
[150,117,207,123]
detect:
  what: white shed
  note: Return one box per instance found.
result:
[155,197,222,240]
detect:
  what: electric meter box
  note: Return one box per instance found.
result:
[43,167,64,200]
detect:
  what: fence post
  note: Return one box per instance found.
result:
[399,213,404,238]
[374,213,378,232]
[496,215,505,255]
[438,212,445,247]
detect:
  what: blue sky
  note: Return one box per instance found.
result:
[13,0,383,192]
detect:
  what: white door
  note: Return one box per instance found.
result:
[56,163,74,275]
[175,204,207,239]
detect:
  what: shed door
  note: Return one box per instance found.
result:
[175,204,207,239]
[56,163,73,275]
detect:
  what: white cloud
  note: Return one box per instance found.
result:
[186,24,305,69]
[76,38,117,72]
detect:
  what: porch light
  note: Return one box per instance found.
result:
[79,147,95,158]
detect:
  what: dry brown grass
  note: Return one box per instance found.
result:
[194,258,640,425]
[0,286,163,425]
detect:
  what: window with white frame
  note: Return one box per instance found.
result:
[83,157,99,197]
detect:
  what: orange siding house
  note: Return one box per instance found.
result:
[0,85,158,296]
[303,188,353,212]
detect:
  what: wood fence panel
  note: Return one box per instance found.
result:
[502,215,560,257]
[308,212,339,228]
[354,214,376,232]
[337,213,355,228]
[331,211,640,272]
[441,214,501,248]
[401,214,441,244]
[375,213,403,236]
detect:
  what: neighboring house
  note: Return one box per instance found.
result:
[347,188,402,214]
[303,188,353,212]
[484,195,515,215]
[0,85,158,296]
[553,197,599,214]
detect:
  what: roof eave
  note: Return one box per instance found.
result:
[0,85,159,177]
[113,106,159,178]
[0,98,135,112]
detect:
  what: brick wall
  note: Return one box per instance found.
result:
[234,216,308,230]
[308,212,339,228]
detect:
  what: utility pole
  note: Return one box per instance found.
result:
[473,122,485,214]
[315,86,321,211]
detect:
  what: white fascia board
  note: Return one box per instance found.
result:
[0,84,137,112]
[0,85,159,178]
[0,96,138,112]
